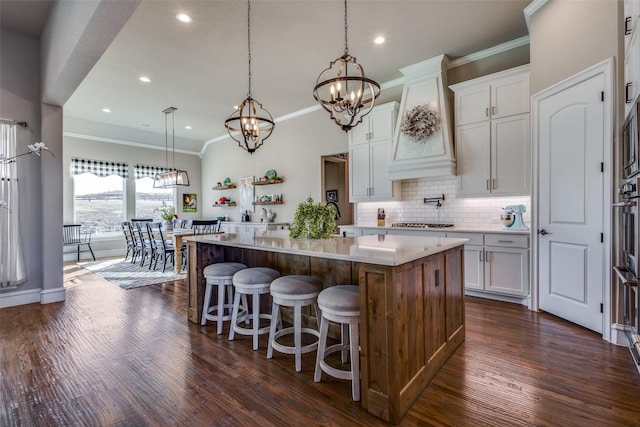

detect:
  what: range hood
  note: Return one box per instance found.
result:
[387,54,456,180]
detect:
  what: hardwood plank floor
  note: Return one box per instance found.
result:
[1,262,639,426]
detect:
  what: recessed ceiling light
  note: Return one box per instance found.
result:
[185,125,192,130]
[176,13,192,23]
[139,76,151,83]
[374,36,385,45]
[102,108,111,113]
[139,123,151,128]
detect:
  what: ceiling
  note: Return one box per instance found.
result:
[2,0,531,153]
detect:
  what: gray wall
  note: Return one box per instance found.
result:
[0,28,44,293]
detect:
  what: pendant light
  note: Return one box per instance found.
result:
[224,0,275,154]
[313,0,380,132]
[153,107,190,188]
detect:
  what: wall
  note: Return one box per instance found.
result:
[0,28,44,295]
[63,135,202,256]
[201,109,347,223]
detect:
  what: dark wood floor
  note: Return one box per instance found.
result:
[1,263,639,426]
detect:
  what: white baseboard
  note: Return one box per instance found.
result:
[0,288,42,308]
[63,248,125,262]
[465,289,529,306]
[610,323,631,347]
[41,287,66,304]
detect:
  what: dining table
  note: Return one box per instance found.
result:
[165,228,224,272]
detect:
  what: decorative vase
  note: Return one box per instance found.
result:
[163,220,173,231]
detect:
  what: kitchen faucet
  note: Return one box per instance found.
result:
[326,200,341,220]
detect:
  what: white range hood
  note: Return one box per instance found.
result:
[387,54,456,180]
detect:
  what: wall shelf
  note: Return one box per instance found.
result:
[253,201,284,206]
[213,184,236,190]
[213,203,237,207]
[253,178,283,186]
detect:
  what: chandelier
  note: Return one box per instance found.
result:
[313,0,380,132]
[224,0,275,154]
[153,107,190,188]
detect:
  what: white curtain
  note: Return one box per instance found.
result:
[0,120,26,287]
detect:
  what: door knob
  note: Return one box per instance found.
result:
[537,229,551,235]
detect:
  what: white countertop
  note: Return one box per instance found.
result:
[186,229,469,267]
[340,224,531,236]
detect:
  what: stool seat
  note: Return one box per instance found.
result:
[230,267,280,350]
[204,262,247,278]
[201,262,248,334]
[314,285,361,401]
[267,275,323,372]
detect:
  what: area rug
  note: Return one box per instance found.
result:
[79,258,186,290]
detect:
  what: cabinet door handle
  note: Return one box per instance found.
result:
[485,251,490,262]
[626,82,633,103]
[485,107,489,117]
[625,16,633,35]
[486,179,490,190]
[492,178,496,189]
[492,106,496,115]
[479,251,483,262]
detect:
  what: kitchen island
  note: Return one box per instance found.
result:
[186,230,468,423]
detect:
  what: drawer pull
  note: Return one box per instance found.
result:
[497,240,513,243]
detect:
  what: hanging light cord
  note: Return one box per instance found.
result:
[171,109,175,169]
[247,0,252,98]
[343,0,348,55]
[164,112,169,169]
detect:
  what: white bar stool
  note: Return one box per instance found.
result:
[201,262,247,334]
[313,285,360,401]
[229,267,280,350]
[267,275,323,372]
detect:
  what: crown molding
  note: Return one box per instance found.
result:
[448,35,530,69]
[523,0,549,31]
[64,132,201,157]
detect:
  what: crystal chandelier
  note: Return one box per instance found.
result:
[313,0,380,132]
[153,107,190,188]
[224,0,275,154]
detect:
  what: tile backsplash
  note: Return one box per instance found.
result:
[355,177,531,230]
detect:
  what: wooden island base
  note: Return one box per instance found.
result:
[187,239,465,424]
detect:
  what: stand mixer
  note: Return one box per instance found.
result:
[501,205,529,231]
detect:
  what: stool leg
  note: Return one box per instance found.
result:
[229,292,242,341]
[314,316,329,382]
[216,279,225,335]
[341,322,349,364]
[252,291,260,351]
[294,302,302,372]
[242,294,250,325]
[350,318,360,401]
[313,303,321,330]
[201,282,213,326]
[267,301,280,359]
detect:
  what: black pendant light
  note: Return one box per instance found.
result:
[153,107,190,188]
[224,0,275,154]
[313,0,380,132]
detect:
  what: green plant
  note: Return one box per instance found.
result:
[289,196,337,239]
[154,202,175,220]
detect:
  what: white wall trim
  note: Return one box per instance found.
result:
[611,323,632,347]
[448,36,530,69]
[64,131,201,157]
[465,289,529,306]
[0,288,42,308]
[531,57,615,342]
[523,0,549,31]
[40,287,66,304]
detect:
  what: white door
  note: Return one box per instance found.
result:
[537,72,605,333]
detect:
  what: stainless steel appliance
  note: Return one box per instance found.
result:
[613,177,639,370]
[391,223,454,228]
[622,96,639,179]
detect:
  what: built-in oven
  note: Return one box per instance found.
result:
[622,96,639,179]
[614,177,639,369]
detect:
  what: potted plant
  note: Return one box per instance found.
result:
[154,202,176,231]
[289,197,337,239]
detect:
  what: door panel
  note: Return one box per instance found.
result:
[538,72,604,333]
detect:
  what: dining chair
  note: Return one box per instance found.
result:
[121,221,135,262]
[191,219,220,235]
[133,221,153,267]
[146,222,175,272]
[63,224,95,261]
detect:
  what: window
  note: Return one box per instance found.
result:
[73,173,124,235]
[135,177,173,219]
[71,158,129,235]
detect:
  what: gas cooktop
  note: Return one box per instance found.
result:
[391,223,454,229]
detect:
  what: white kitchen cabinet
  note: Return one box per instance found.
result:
[349,102,400,202]
[219,222,288,233]
[451,66,531,197]
[456,232,530,297]
[452,65,530,126]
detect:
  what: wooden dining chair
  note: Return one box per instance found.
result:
[146,222,175,272]
[121,221,135,262]
[191,219,220,235]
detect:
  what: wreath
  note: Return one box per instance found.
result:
[400,104,438,142]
